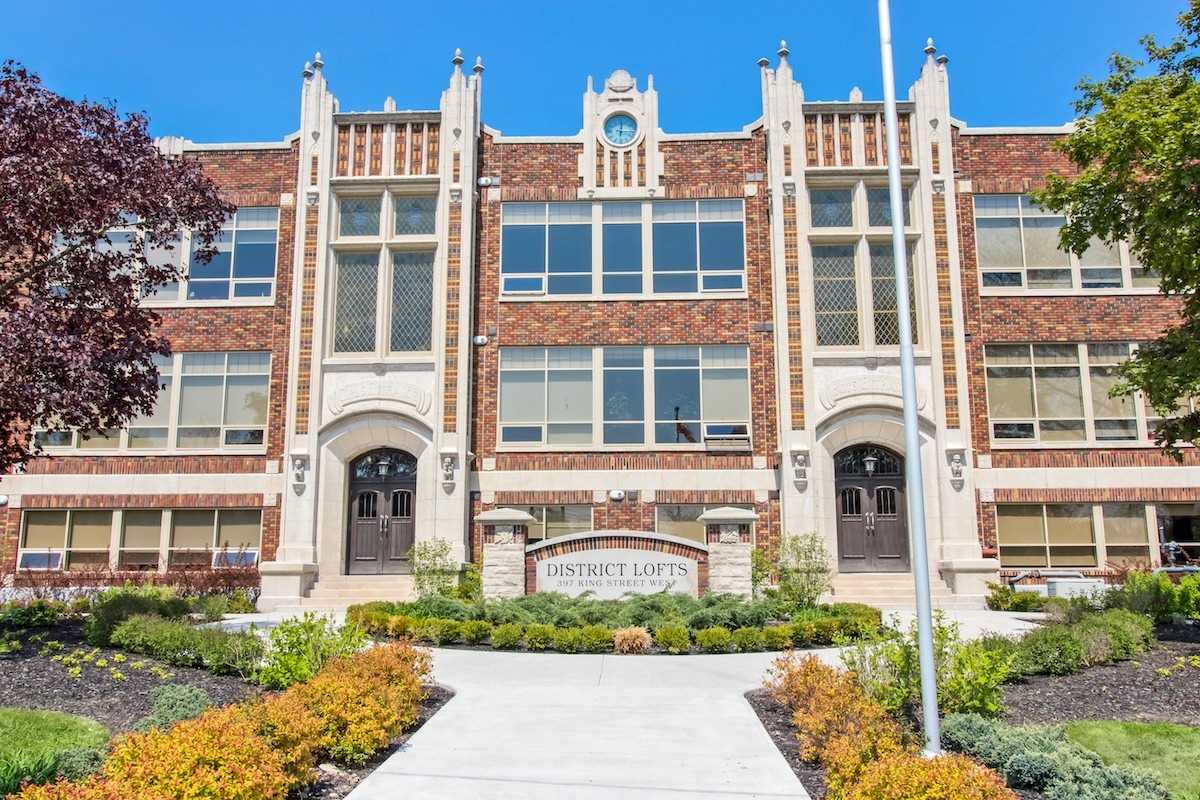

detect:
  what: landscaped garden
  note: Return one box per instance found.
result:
[0,585,449,799]
[748,571,1200,799]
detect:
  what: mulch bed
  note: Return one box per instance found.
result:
[745,688,829,800]
[0,620,257,733]
[1002,626,1200,727]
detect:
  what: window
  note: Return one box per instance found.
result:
[868,242,917,346]
[500,203,591,294]
[812,241,918,348]
[177,352,270,448]
[18,510,111,571]
[339,196,381,237]
[812,244,860,346]
[187,207,278,301]
[333,252,380,353]
[498,345,750,448]
[810,189,854,228]
[393,195,437,236]
[652,200,744,293]
[602,202,642,294]
[520,505,593,542]
[974,194,1145,291]
[498,347,593,444]
[1157,503,1200,563]
[170,509,262,568]
[34,352,269,452]
[120,511,162,570]
[984,343,1151,444]
[996,503,1155,568]
[390,252,434,351]
[866,186,912,228]
[498,199,745,297]
[656,503,754,544]
[602,347,644,444]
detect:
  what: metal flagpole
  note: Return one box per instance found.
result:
[876,0,941,755]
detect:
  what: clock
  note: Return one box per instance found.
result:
[603,113,637,146]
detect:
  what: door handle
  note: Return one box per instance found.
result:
[866,512,875,533]
[379,516,389,537]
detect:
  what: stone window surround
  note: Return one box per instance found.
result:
[972,193,1159,296]
[495,344,752,452]
[496,199,748,301]
[16,507,264,572]
[32,350,272,456]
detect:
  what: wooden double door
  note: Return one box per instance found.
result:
[346,449,417,575]
[835,445,910,573]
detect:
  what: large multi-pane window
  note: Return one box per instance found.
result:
[812,242,917,348]
[497,345,750,447]
[186,207,279,301]
[519,505,593,542]
[330,192,438,357]
[984,343,1153,444]
[655,503,754,544]
[973,194,1154,291]
[17,508,262,571]
[995,503,1153,568]
[498,200,745,297]
[810,184,912,229]
[34,351,269,452]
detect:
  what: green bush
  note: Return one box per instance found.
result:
[1092,609,1154,658]
[0,600,66,631]
[732,626,766,653]
[136,684,213,730]
[776,531,832,608]
[460,619,492,645]
[1016,624,1085,676]
[763,625,793,650]
[409,537,457,598]
[227,588,257,614]
[430,618,462,645]
[551,627,584,653]
[695,626,732,653]
[257,613,366,689]
[579,624,613,653]
[403,593,476,621]
[194,594,229,622]
[51,747,104,781]
[654,623,691,654]
[110,614,264,676]
[86,585,191,645]
[490,623,523,649]
[523,623,556,651]
[985,582,1047,612]
[345,601,398,635]
[1106,571,1180,623]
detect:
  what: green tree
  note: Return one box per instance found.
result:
[1034,2,1200,458]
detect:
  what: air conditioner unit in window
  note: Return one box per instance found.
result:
[703,423,751,452]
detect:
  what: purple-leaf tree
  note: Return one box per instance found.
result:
[0,61,232,475]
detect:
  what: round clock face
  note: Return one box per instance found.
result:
[603,113,637,146]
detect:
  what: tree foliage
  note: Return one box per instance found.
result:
[1033,2,1200,457]
[0,61,230,474]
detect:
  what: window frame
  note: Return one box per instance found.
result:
[168,508,263,569]
[972,193,1159,295]
[518,504,595,543]
[496,344,753,451]
[654,503,756,545]
[995,502,1156,569]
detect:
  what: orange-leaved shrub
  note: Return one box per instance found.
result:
[14,778,166,800]
[242,688,325,789]
[613,627,653,654]
[843,751,1016,800]
[102,706,288,800]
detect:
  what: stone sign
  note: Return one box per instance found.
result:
[535,548,699,599]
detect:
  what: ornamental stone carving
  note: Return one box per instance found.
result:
[326,377,433,418]
[818,375,928,412]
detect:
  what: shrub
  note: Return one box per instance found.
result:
[490,623,523,649]
[843,752,1017,800]
[1016,624,1085,676]
[110,614,264,677]
[402,593,476,622]
[579,624,613,653]
[777,532,832,608]
[612,627,652,654]
[136,684,212,730]
[103,706,289,799]
[345,602,395,636]
[194,594,229,622]
[430,618,462,646]
[408,618,439,644]
[732,626,766,653]
[409,538,457,598]
[460,619,492,645]
[12,778,156,800]
[654,623,691,654]
[986,582,1046,612]
[0,599,66,630]
[457,562,483,603]
[243,689,323,789]
[257,613,366,689]
[386,614,414,638]
[551,627,584,653]
[763,625,793,651]
[86,585,190,646]
[696,626,733,653]
[227,589,256,614]
[523,623,556,651]
[1089,609,1154,659]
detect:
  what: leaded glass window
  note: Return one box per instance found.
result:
[393,196,437,236]
[869,242,917,346]
[333,252,379,353]
[812,244,860,346]
[390,251,434,351]
[339,196,382,237]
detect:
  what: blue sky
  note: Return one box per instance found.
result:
[3,1,1184,142]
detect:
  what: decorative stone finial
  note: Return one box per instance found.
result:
[936,53,949,66]
[302,61,313,78]
[849,86,863,103]
[473,56,484,74]
[778,39,790,58]
[924,37,936,56]
[312,52,324,70]
[452,48,464,67]
[756,56,770,68]
[383,96,396,112]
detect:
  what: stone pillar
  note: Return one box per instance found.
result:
[476,508,534,599]
[699,506,757,598]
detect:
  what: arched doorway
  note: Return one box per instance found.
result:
[346,448,417,574]
[834,444,909,573]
